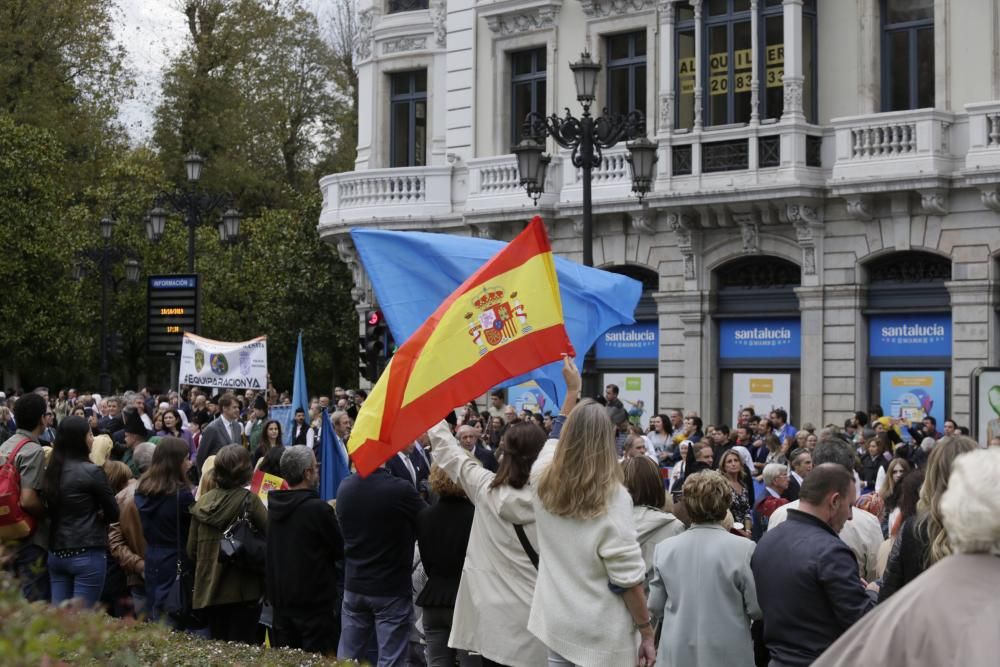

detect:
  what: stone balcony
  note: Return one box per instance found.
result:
[829,108,959,195]
[318,166,453,229]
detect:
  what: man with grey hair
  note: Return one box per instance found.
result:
[813,447,1000,666]
[766,438,884,583]
[266,445,344,654]
[457,424,498,472]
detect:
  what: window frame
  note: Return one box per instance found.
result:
[673,0,818,129]
[509,47,548,146]
[387,0,429,14]
[880,0,934,112]
[605,30,648,118]
[389,70,428,168]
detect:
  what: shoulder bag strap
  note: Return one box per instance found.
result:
[513,523,539,570]
[6,437,33,466]
[175,489,183,574]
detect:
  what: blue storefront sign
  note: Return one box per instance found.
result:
[719,318,801,359]
[869,314,951,357]
[595,322,659,359]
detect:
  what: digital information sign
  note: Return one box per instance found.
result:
[147,275,199,357]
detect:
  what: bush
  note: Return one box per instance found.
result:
[0,573,352,666]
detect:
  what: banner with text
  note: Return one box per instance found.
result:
[595,322,659,359]
[179,332,268,390]
[507,381,556,416]
[719,318,800,359]
[732,373,791,420]
[869,314,951,357]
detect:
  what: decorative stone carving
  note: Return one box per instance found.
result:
[337,238,369,304]
[980,186,1000,214]
[802,247,816,275]
[918,189,948,216]
[785,203,819,226]
[845,196,874,222]
[666,212,696,280]
[579,0,655,18]
[382,36,427,54]
[783,77,804,116]
[430,0,447,47]
[629,209,655,235]
[658,94,672,130]
[658,0,674,24]
[738,220,759,254]
[485,6,558,34]
[355,8,375,62]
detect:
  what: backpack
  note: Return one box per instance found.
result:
[0,438,37,540]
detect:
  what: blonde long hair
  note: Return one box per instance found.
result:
[536,400,622,519]
[918,435,977,565]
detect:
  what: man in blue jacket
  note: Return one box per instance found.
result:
[336,456,426,665]
[751,463,877,667]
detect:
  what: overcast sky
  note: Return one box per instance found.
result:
[113,0,329,144]
[113,0,188,143]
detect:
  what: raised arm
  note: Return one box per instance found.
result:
[427,422,495,503]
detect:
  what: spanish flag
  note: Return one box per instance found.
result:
[347,216,574,476]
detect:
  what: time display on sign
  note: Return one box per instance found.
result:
[147,275,199,357]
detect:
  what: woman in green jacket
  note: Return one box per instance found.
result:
[187,444,266,644]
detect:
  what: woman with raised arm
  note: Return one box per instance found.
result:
[426,357,581,667]
[528,357,655,667]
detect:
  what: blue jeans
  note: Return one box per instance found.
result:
[339,590,412,667]
[11,544,50,602]
[48,548,106,607]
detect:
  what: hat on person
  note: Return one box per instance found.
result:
[123,410,148,437]
[253,394,267,412]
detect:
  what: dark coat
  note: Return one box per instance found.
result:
[336,468,425,598]
[472,443,498,472]
[266,488,343,614]
[878,516,928,602]
[783,475,801,502]
[135,488,195,611]
[416,496,474,608]
[386,450,430,489]
[48,458,119,551]
[751,510,876,666]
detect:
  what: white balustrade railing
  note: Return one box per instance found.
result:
[965,101,1000,172]
[849,122,916,159]
[318,166,453,225]
[831,108,955,182]
[466,154,560,210]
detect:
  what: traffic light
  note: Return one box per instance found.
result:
[364,310,387,380]
[358,335,370,382]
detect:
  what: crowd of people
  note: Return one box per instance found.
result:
[0,370,997,666]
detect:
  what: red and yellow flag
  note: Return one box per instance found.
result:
[347,216,574,476]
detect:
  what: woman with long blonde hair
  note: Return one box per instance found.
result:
[529,358,655,667]
[878,435,977,601]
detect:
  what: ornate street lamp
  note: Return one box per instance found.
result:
[513,51,658,267]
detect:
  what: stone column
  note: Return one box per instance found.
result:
[658,0,675,138]
[750,0,761,126]
[781,0,804,121]
[946,279,998,427]
[821,285,866,427]
[656,289,713,418]
[693,0,704,131]
[795,286,824,426]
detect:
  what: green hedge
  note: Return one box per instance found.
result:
[0,574,353,666]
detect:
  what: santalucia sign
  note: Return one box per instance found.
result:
[179,333,268,390]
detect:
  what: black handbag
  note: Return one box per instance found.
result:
[165,491,200,626]
[217,490,267,575]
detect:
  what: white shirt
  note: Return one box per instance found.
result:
[397,451,416,484]
[767,500,884,583]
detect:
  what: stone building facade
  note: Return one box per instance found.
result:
[319,0,1000,436]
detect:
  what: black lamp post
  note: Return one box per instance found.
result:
[513,51,659,267]
[147,152,241,273]
[74,217,141,395]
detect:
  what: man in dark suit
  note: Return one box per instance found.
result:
[456,424,498,472]
[387,442,429,484]
[195,394,243,473]
[289,407,310,445]
[784,447,813,502]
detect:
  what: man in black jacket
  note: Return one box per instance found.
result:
[336,457,426,665]
[751,464,877,667]
[266,445,343,654]
[457,424,498,472]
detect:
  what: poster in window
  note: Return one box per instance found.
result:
[878,370,946,429]
[973,367,1000,446]
[603,372,655,429]
[731,373,791,422]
